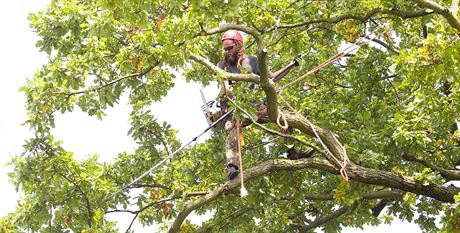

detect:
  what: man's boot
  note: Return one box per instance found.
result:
[225,164,239,180]
[287,147,315,160]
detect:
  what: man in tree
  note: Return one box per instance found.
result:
[217,30,314,180]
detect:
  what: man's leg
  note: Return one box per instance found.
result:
[224,118,240,180]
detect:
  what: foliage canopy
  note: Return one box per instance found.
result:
[2,0,460,232]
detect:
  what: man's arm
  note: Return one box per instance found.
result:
[216,61,234,98]
[270,58,299,82]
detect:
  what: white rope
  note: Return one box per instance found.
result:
[276,109,289,131]
[236,120,248,198]
[332,133,349,181]
[279,95,349,181]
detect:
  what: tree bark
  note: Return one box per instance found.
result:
[169,158,460,232]
[168,158,337,233]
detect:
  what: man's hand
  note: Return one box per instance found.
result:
[293,56,300,66]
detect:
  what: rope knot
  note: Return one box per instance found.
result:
[276,109,289,131]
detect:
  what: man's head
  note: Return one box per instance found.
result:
[222,30,243,44]
[221,30,245,67]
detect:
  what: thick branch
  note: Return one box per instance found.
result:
[402,151,460,181]
[346,165,460,202]
[258,48,280,121]
[412,0,460,32]
[189,54,260,83]
[169,156,459,232]
[301,190,404,201]
[271,8,434,30]
[372,199,390,217]
[283,111,460,202]
[168,158,337,233]
[452,0,459,15]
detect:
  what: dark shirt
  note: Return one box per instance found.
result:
[217,55,260,75]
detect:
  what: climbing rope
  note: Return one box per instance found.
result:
[280,27,387,91]
[99,109,234,206]
[98,24,383,207]
[276,109,289,131]
[278,94,349,181]
[332,133,349,181]
[268,27,389,180]
[236,120,248,197]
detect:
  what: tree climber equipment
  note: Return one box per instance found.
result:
[200,89,221,127]
[103,26,387,206]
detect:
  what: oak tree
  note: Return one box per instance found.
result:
[2,0,460,232]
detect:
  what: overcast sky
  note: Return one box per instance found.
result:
[0,1,425,232]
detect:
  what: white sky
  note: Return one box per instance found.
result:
[0,1,425,232]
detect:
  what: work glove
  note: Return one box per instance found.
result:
[293,56,300,66]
